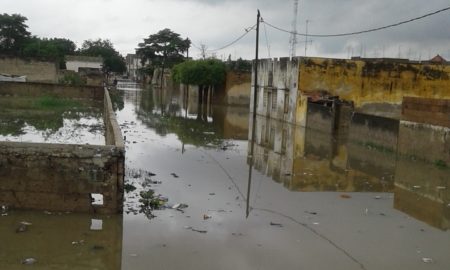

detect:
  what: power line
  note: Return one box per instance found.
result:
[202,24,257,52]
[262,18,271,58]
[263,6,450,38]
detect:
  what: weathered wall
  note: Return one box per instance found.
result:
[0,85,124,214]
[394,158,450,230]
[219,71,251,106]
[0,81,104,100]
[402,96,450,128]
[252,57,299,124]
[0,142,123,214]
[298,57,450,118]
[398,121,450,165]
[0,55,59,83]
[349,113,399,152]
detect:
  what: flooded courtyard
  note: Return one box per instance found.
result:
[1,85,449,270]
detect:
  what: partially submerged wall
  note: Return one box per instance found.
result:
[0,55,59,83]
[0,81,104,100]
[219,71,251,106]
[0,83,124,214]
[298,57,450,118]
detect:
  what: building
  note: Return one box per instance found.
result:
[125,54,142,81]
[66,55,103,72]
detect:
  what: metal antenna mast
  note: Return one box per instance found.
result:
[289,0,299,58]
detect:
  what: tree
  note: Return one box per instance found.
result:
[79,38,126,74]
[173,59,226,120]
[0,13,30,55]
[137,28,190,86]
[23,37,76,68]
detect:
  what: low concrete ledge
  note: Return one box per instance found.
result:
[0,84,125,214]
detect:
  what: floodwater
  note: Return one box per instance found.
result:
[1,85,449,270]
[0,96,104,145]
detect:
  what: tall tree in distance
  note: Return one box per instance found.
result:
[23,37,76,68]
[79,38,126,75]
[137,28,190,86]
[0,13,30,55]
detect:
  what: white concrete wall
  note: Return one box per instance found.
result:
[66,61,102,72]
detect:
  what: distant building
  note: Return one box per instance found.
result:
[428,54,447,64]
[66,55,103,72]
[126,54,142,81]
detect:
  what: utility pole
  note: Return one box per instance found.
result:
[289,0,299,58]
[304,19,309,57]
[247,9,260,218]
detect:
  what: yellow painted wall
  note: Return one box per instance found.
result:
[298,57,450,107]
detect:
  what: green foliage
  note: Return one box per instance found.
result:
[0,13,30,54]
[137,28,190,70]
[79,38,126,73]
[172,59,226,86]
[59,72,86,86]
[32,96,83,110]
[434,159,448,169]
[22,37,76,68]
[226,57,252,72]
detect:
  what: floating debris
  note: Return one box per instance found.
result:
[203,214,212,220]
[191,228,207,233]
[305,211,317,215]
[436,186,446,190]
[374,196,381,199]
[21,258,37,265]
[124,183,137,192]
[170,173,179,178]
[172,203,188,210]
[208,193,216,196]
[422,257,433,263]
[71,240,85,245]
[16,221,32,233]
[270,222,283,227]
[340,194,351,199]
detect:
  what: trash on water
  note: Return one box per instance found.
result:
[170,173,179,178]
[374,196,381,199]
[172,203,188,210]
[340,194,351,199]
[413,185,421,189]
[436,186,446,190]
[209,193,215,196]
[422,257,433,263]
[305,211,317,215]
[203,214,212,220]
[90,219,103,231]
[16,221,32,233]
[21,258,37,265]
[270,222,283,227]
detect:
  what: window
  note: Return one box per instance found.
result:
[284,93,289,114]
[271,90,277,110]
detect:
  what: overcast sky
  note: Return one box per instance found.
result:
[3,0,450,61]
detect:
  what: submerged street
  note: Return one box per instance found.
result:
[1,85,449,270]
[117,86,449,270]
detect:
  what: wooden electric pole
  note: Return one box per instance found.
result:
[246,9,260,218]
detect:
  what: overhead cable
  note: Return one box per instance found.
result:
[207,24,257,52]
[263,6,450,38]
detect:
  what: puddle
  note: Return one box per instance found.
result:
[0,96,105,145]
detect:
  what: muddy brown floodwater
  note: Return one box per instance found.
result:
[1,86,449,270]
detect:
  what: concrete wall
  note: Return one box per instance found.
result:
[0,55,59,83]
[66,60,102,72]
[402,96,450,128]
[299,57,450,118]
[0,81,104,100]
[0,83,124,214]
[218,71,251,106]
[251,57,299,124]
